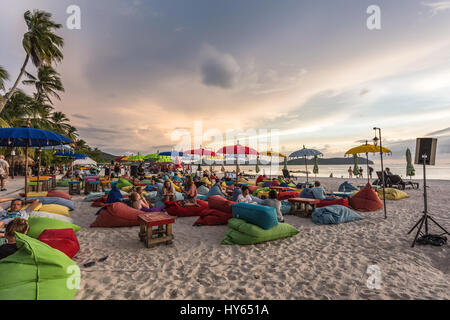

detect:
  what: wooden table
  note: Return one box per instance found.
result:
[138,212,175,248]
[288,197,321,217]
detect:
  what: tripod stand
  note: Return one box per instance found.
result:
[408,154,449,247]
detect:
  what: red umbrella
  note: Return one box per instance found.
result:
[115,156,125,162]
[183,148,216,156]
[216,144,259,183]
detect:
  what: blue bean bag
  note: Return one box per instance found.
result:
[280,183,289,187]
[225,180,235,186]
[144,184,158,192]
[198,194,208,200]
[311,205,363,225]
[281,200,292,215]
[231,202,278,230]
[197,185,210,196]
[338,181,359,192]
[232,188,242,202]
[300,188,315,199]
[207,184,226,199]
[263,182,271,188]
[106,186,123,204]
[24,197,75,211]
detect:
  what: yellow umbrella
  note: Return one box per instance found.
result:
[345,141,392,183]
[259,151,287,158]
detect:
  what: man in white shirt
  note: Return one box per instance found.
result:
[0,156,9,192]
[236,186,256,204]
[0,198,40,231]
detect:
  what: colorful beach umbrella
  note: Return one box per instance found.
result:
[159,151,184,157]
[216,144,259,183]
[406,148,415,179]
[127,154,145,162]
[144,153,159,160]
[345,141,391,183]
[289,146,322,183]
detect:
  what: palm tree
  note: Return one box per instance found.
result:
[1,10,64,110]
[0,66,9,92]
[23,66,64,104]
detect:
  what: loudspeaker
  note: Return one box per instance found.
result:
[415,138,437,165]
[130,165,138,177]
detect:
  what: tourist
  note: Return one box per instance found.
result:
[0,155,9,192]
[0,218,29,260]
[368,166,374,179]
[137,163,145,179]
[385,168,393,176]
[129,191,151,211]
[236,186,256,203]
[0,198,40,230]
[262,190,284,222]
[114,163,121,177]
[348,166,353,178]
[162,180,175,202]
[359,167,364,178]
[180,176,200,207]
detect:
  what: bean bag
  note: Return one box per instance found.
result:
[232,202,278,230]
[312,205,363,225]
[208,195,236,214]
[27,217,81,239]
[248,185,259,193]
[47,190,72,201]
[144,191,158,201]
[193,209,232,226]
[263,182,271,188]
[207,185,226,199]
[316,198,349,208]
[256,190,270,198]
[197,195,208,201]
[121,186,134,193]
[37,229,80,259]
[29,211,74,224]
[338,181,359,192]
[116,177,132,189]
[40,204,70,217]
[197,185,210,195]
[19,192,48,198]
[0,233,79,300]
[280,183,289,187]
[270,180,281,187]
[221,218,299,245]
[56,179,70,187]
[140,179,153,184]
[164,200,208,217]
[232,188,242,201]
[90,202,142,228]
[299,188,315,199]
[225,180,235,186]
[281,200,292,215]
[250,195,263,204]
[83,192,105,202]
[277,191,300,201]
[349,183,383,212]
[144,184,158,192]
[376,188,409,200]
[25,197,75,211]
[201,177,212,185]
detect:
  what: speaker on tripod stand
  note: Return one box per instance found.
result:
[408,138,449,247]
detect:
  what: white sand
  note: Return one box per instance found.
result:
[8,177,448,300]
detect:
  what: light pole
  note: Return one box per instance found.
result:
[10,149,15,179]
[373,128,387,219]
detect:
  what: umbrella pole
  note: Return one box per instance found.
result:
[366,153,369,184]
[37,149,41,192]
[305,156,308,183]
[25,142,29,200]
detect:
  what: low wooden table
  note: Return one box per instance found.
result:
[288,197,321,217]
[138,212,175,248]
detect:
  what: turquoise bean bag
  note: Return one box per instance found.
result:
[231,202,278,230]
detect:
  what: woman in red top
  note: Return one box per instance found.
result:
[256,175,266,184]
[181,176,200,207]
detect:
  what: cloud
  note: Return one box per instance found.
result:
[422,1,450,15]
[72,114,90,120]
[200,45,240,89]
[426,127,450,136]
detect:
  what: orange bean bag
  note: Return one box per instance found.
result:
[164,200,208,217]
[349,183,383,212]
[90,202,142,227]
[277,191,300,201]
[37,228,80,259]
[91,196,108,208]
[208,195,236,214]
[316,198,349,208]
[47,190,72,200]
[193,209,232,226]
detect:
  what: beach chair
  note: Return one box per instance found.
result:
[282,169,297,181]
[373,171,413,190]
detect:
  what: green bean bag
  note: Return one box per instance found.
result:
[221,218,299,245]
[56,179,70,187]
[116,177,132,189]
[140,179,153,184]
[27,217,82,239]
[0,233,79,300]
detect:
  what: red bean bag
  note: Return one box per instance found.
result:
[37,228,80,259]
[90,202,142,227]
[164,200,208,217]
[277,191,300,201]
[91,196,108,208]
[207,195,236,214]
[316,198,349,208]
[47,190,72,200]
[271,180,281,187]
[194,209,232,226]
[248,185,259,193]
[349,183,383,212]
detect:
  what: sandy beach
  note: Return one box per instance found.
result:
[9,176,442,300]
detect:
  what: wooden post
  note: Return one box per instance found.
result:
[25,142,29,200]
[36,149,41,192]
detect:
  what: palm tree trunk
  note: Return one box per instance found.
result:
[1,54,30,111]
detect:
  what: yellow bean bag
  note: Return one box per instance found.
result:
[39,204,70,217]
[121,186,134,193]
[201,177,212,185]
[174,185,182,192]
[256,190,270,198]
[377,188,409,200]
[24,192,48,198]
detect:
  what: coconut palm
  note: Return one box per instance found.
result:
[0,66,9,92]
[23,66,64,104]
[1,10,64,110]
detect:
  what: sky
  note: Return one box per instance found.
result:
[1,0,450,163]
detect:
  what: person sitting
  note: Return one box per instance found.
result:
[129,191,151,212]
[137,164,145,179]
[262,190,284,222]
[180,176,200,207]
[236,186,256,204]
[256,175,266,184]
[309,181,339,200]
[0,218,29,260]
[385,168,393,176]
[135,187,151,207]
[162,180,175,202]
[0,198,39,231]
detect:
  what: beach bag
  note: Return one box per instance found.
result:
[0,233,79,300]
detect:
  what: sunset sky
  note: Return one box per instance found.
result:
[1,0,450,162]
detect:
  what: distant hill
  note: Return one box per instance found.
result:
[101,152,118,162]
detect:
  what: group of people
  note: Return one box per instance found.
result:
[348,166,374,179]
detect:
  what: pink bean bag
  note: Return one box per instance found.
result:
[316,198,349,208]
[248,186,259,193]
[193,209,233,226]
[47,190,72,200]
[164,200,208,217]
[37,228,80,259]
[207,195,236,214]
[271,180,281,187]
[90,202,142,227]
[277,191,300,201]
[349,183,383,212]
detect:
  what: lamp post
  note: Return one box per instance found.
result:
[373,128,387,219]
[10,149,15,179]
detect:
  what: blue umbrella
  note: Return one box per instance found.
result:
[0,126,72,196]
[55,152,87,159]
[159,151,184,157]
[289,145,323,183]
